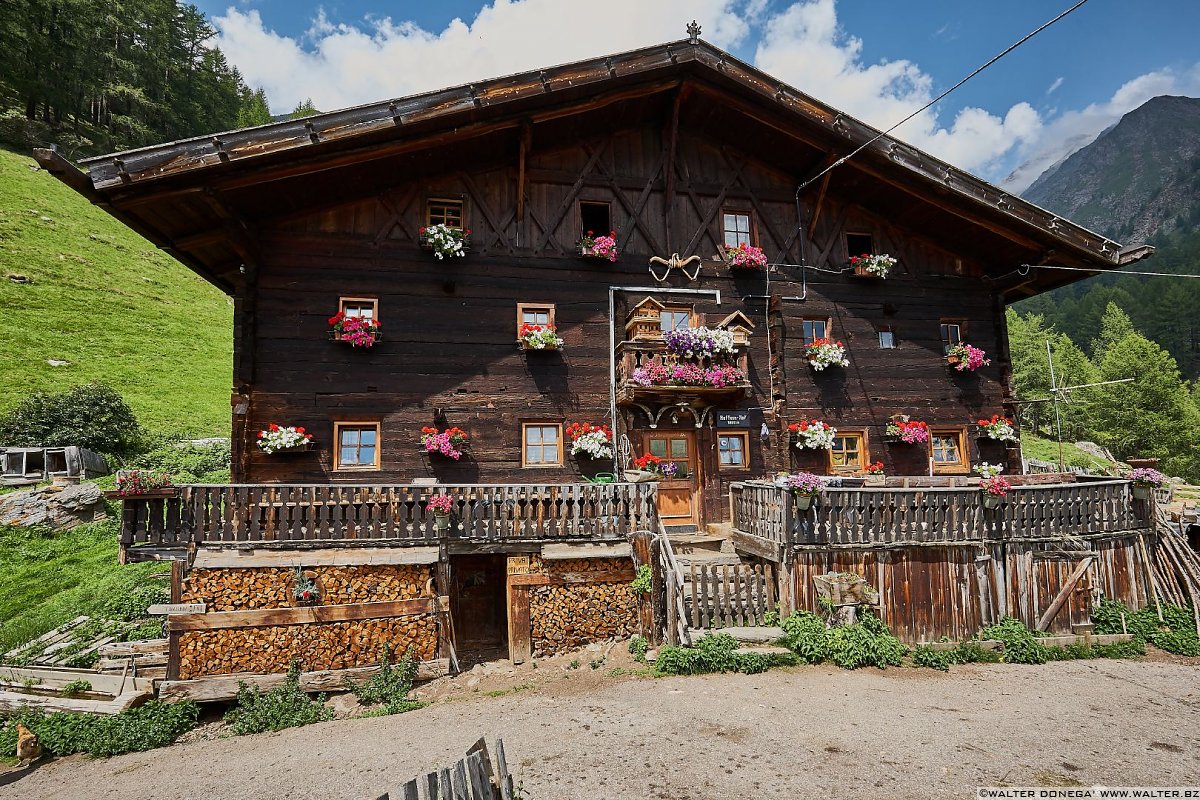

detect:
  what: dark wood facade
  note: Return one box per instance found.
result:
[39,38,1149,530]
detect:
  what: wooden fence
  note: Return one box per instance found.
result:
[377,737,515,800]
[687,562,775,629]
[118,483,658,556]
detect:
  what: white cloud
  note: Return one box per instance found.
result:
[1046,76,1064,95]
[1003,63,1200,192]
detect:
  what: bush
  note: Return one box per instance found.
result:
[344,647,425,715]
[778,610,906,670]
[655,633,793,676]
[0,382,142,456]
[224,661,333,735]
[0,701,197,758]
[125,438,231,483]
[628,635,648,662]
[100,585,169,623]
[1092,598,1200,656]
[980,617,1049,664]
[912,640,1005,671]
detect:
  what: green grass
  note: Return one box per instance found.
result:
[0,146,232,436]
[1021,434,1121,473]
[0,516,167,654]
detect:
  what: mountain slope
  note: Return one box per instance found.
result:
[1023,95,1200,243]
[0,147,232,435]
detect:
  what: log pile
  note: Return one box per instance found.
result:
[181,565,432,610]
[529,556,638,657]
[1151,510,1200,637]
[178,615,438,679]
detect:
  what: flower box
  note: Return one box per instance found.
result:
[258,424,314,454]
[328,313,382,348]
[566,422,613,460]
[848,253,896,279]
[419,224,470,259]
[789,419,836,450]
[884,416,929,445]
[719,243,768,271]
[805,338,849,371]
[421,427,469,460]
[518,324,564,351]
[110,470,176,499]
[104,488,179,501]
[975,414,1018,443]
[576,231,618,262]
[946,343,990,372]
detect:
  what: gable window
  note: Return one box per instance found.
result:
[579,201,611,238]
[517,303,555,328]
[718,432,749,468]
[801,318,829,346]
[940,321,964,355]
[660,306,693,333]
[522,422,563,467]
[930,428,969,473]
[334,422,381,471]
[426,198,464,229]
[829,432,867,474]
[878,325,896,349]
[722,210,753,248]
[339,297,378,321]
[846,232,875,259]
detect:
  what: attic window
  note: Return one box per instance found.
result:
[846,232,875,259]
[427,198,464,229]
[723,210,753,248]
[579,201,611,238]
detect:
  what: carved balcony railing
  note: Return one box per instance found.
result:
[615,341,750,424]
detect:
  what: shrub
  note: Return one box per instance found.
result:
[628,635,648,662]
[0,382,142,456]
[655,633,793,676]
[911,645,955,671]
[1092,598,1200,656]
[779,610,906,670]
[100,585,169,622]
[980,617,1049,664]
[60,679,92,697]
[126,438,231,483]
[0,701,197,758]
[630,564,652,594]
[224,661,333,735]
[344,647,425,715]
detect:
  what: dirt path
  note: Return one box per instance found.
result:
[4,655,1199,800]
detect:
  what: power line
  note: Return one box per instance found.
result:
[1021,263,1200,280]
[795,0,1092,194]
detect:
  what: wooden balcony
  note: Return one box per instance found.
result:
[116,482,658,562]
[615,341,750,423]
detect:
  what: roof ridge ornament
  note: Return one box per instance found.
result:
[687,20,701,44]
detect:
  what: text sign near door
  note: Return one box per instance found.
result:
[716,410,750,428]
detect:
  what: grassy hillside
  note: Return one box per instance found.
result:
[0,146,232,436]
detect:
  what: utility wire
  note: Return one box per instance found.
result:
[795,0,1092,194]
[1020,263,1200,280]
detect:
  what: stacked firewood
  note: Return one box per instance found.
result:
[181,565,433,610]
[1152,509,1200,636]
[178,616,438,679]
[530,557,638,657]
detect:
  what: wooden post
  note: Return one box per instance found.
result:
[630,531,655,641]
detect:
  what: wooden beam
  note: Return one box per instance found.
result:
[32,147,103,202]
[806,169,833,241]
[1035,556,1095,632]
[541,543,631,560]
[0,689,151,716]
[516,120,531,225]
[664,86,684,251]
[157,659,450,703]
[194,546,440,569]
[167,596,447,632]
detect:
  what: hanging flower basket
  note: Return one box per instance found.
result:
[719,242,768,271]
[576,231,618,262]
[848,253,896,279]
[976,414,1018,443]
[328,312,382,347]
[946,343,990,372]
[566,422,614,460]
[885,416,929,444]
[419,224,470,259]
[518,324,564,351]
[420,427,469,460]
[257,424,314,454]
[428,494,454,530]
[789,419,836,450]
[805,338,849,371]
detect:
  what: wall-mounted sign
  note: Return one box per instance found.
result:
[716,410,751,428]
[147,603,206,615]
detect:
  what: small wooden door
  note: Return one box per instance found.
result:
[451,555,507,657]
[644,430,699,528]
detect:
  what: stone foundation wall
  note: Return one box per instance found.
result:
[528,556,639,657]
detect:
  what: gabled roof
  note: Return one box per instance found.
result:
[36,37,1151,295]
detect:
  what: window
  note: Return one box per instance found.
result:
[940,321,964,354]
[517,303,555,328]
[426,198,464,229]
[828,432,867,474]
[718,432,749,468]
[334,422,381,471]
[339,297,378,321]
[846,232,874,259]
[722,210,753,248]
[659,306,692,333]
[930,428,969,473]
[801,318,829,346]
[878,325,896,349]
[522,423,562,467]
[579,201,611,238]
[648,436,691,478]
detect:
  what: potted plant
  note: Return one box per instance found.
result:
[328,312,382,347]
[885,416,930,444]
[1127,467,1167,500]
[293,567,320,606]
[848,253,896,279]
[975,462,1010,509]
[804,338,849,371]
[663,326,736,359]
[976,413,1018,443]
[577,230,618,262]
[719,242,768,271]
[865,461,884,476]
[419,223,470,259]
[257,423,313,454]
[946,343,991,372]
[420,427,469,460]
[428,494,454,531]
[785,471,826,511]
[789,418,836,450]
[626,453,678,482]
[566,422,613,460]
[108,470,176,499]
[518,323,565,351]
[630,359,746,388]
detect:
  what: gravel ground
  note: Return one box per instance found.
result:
[3,651,1199,800]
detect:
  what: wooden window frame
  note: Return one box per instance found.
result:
[930,427,970,474]
[877,324,897,349]
[721,208,756,249]
[425,197,466,229]
[659,305,695,333]
[521,421,564,468]
[516,302,556,330]
[845,231,875,259]
[940,319,966,354]
[578,200,613,238]
[828,430,869,475]
[717,431,751,470]
[339,297,379,321]
[801,317,832,346]
[333,421,382,472]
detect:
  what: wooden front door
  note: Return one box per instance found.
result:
[450,555,507,659]
[644,430,700,528]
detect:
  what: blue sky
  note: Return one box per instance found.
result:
[194,0,1200,189]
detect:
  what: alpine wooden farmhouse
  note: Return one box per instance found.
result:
[38,34,1159,685]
